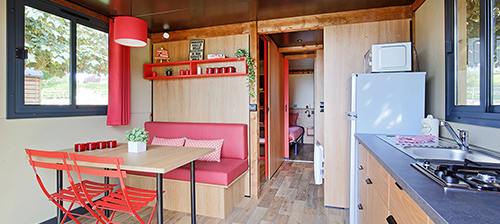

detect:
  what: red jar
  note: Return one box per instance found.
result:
[107,140,117,148]
[86,142,96,150]
[221,67,228,73]
[180,70,185,76]
[215,67,222,74]
[97,141,107,149]
[185,69,190,75]
[74,143,86,152]
[229,66,236,73]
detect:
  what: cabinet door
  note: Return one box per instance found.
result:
[367,184,389,223]
[358,144,369,224]
[389,176,429,224]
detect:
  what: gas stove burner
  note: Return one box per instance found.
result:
[411,162,500,192]
[477,171,498,183]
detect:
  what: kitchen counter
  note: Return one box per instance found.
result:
[356,134,500,224]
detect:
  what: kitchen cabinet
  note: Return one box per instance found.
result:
[358,143,434,224]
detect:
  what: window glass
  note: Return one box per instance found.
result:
[455,0,480,106]
[24,6,70,105]
[492,0,500,105]
[76,24,108,105]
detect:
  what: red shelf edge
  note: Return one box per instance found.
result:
[144,72,247,80]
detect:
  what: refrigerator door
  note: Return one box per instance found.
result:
[355,72,425,135]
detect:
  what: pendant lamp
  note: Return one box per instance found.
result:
[114,16,147,47]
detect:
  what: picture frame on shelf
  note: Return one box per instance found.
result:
[189,39,205,61]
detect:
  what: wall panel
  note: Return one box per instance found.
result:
[323,19,410,208]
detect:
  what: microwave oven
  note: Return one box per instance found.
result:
[364,42,412,73]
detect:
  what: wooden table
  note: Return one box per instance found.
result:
[52,144,214,224]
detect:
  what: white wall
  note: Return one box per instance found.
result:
[416,0,500,152]
[0,1,152,222]
[289,73,314,108]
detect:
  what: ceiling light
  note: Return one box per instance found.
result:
[297,39,303,43]
[114,16,147,47]
[163,32,170,39]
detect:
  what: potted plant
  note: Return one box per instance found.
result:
[165,67,173,76]
[125,127,149,153]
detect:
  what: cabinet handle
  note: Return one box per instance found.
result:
[386,215,397,224]
[395,182,403,190]
[365,178,372,184]
[358,165,364,170]
[357,203,363,210]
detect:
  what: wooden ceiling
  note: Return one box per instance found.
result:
[67,0,416,33]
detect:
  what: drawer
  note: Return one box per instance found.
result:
[358,143,368,170]
[367,184,389,223]
[389,176,429,224]
[368,154,389,207]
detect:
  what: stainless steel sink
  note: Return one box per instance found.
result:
[377,135,500,164]
[403,146,466,161]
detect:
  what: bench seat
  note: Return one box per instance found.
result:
[128,158,248,186]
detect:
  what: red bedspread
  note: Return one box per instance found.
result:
[289,126,303,142]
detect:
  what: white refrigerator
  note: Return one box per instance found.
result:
[347,72,426,223]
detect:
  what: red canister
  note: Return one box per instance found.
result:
[221,67,228,73]
[215,67,222,74]
[97,141,107,149]
[185,69,190,75]
[229,66,236,73]
[86,142,96,150]
[74,143,86,152]
[179,70,185,76]
[107,140,117,148]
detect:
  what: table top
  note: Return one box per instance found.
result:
[33,144,214,174]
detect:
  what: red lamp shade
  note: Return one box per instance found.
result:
[114,16,147,47]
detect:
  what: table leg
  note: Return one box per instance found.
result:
[157,173,163,224]
[191,161,196,224]
[56,170,63,224]
[104,173,110,217]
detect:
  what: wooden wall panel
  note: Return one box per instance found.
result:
[323,19,410,208]
[267,43,285,177]
[314,50,325,145]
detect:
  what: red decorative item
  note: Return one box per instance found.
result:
[229,66,236,73]
[86,142,96,150]
[107,140,118,148]
[114,16,147,47]
[152,71,157,77]
[185,69,190,75]
[221,67,228,73]
[97,141,107,149]
[215,67,221,74]
[74,143,86,152]
[206,68,211,74]
[180,70,185,76]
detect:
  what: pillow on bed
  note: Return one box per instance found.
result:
[184,138,224,162]
[151,136,186,147]
[289,113,298,125]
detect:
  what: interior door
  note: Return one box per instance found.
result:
[267,42,285,178]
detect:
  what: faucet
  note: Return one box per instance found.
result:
[440,121,469,151]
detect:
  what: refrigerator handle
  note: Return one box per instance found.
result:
[345,112,357,120]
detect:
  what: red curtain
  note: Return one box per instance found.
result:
[107,18,130,126]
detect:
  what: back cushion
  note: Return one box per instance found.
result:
[145,122,248,160]
[151,136,185,147]
[184,138,224,162]
[289,113,298,125]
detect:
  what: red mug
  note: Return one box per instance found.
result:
[180,70,185,76]
[107,140,117,148]
[97,141,107,149]
[221,67,228,73]
[74,143,86,152]
[185,69,190,75]
[229,66,236,73]
[86,142,96,150]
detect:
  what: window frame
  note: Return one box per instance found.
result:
[445,0,500,127]
[7,0,109,119]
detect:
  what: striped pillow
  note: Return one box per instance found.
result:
[184,138,224,162]
[151,136,186,147]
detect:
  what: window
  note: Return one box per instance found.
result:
[7,0,108,119]
[445,0,500,127]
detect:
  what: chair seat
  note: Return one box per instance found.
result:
[94,186,158,214]
[50,180,117,203]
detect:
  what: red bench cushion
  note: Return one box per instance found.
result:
[128,158,248,186]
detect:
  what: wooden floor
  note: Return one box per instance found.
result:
[67,161,347,224]
[288,143,314,161]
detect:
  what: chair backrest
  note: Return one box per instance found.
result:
[25,149,74,197]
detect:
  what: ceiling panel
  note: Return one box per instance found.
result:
[64,0,415,33]
[269,30,323,48]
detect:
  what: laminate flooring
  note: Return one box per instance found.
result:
[66,161,347,224]
[288,144,314,161]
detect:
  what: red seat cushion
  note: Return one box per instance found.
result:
[127,158,248,186]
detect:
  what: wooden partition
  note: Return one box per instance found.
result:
[152,34,249,124]
[267,43,285,178]
[323,19,411,208]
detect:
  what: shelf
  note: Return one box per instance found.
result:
[143,57,247,80]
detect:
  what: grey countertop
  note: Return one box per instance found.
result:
[356,134,500,224]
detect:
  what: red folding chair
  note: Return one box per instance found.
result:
[25,149,117,224]
[69,153,160,224]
